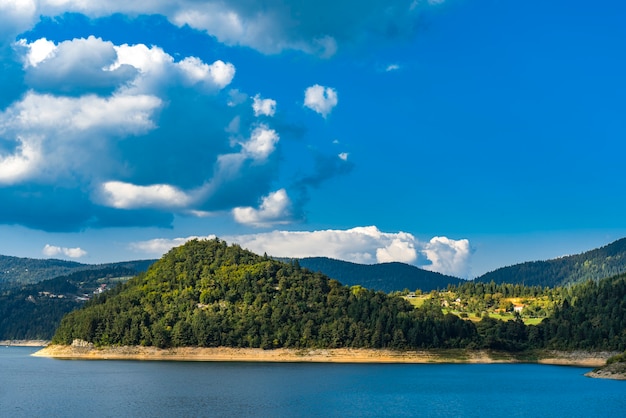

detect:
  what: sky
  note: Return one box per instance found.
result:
[1,0,626,279]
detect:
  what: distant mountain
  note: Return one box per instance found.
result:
[475,238,626,287]
[0,255,156,289]
[0,266,139,340]
[294,257,465,292]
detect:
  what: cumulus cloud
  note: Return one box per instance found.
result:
[129,226,472,278]
[177,57,235,89]
[0,11,361,232]
[0,35,261,226]
[232,189,292,227]
[18,36,138,95]
[422,236,472,278]
[129,236,214,255]
[304,84,338,118]
[0,91,162,185]
[240,125,280,161]
[18,37,56,67]
[107,42,235,93]
[252,94,277,117]
[97,181,195,210]
[42,244,87,259]
[1,1,443,55]
[376,238,418,264]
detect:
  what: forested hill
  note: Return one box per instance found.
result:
[0,255,156,288]
[52,239,477,349]
[475,238,626,287]
[295,257,464,292]
[51,239,626,352]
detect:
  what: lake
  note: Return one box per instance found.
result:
[1,346,624,417]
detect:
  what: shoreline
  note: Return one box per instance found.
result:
[1,340,50,347]
[32,345,615,368]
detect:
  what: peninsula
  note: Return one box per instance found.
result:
[41,239,626,379]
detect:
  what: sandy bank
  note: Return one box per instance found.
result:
[1,340,50,347]
[32,345,614,367]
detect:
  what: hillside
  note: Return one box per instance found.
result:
[0,255,155,289]
[295,257,464,292]
[0,266,138,340]
[50,239,626,352]
[475,238,626,287]
[52,239,477,349]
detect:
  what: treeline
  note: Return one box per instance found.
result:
[51,239,626,352]
[534,277,626,350]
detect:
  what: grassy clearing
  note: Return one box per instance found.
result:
[403,295,546,326]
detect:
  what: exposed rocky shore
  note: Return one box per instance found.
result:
[585,362,626,380]
[32,342,616,369]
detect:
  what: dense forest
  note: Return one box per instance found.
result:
[294,257,464,293]
[0,267,140,340]
[52,239,626,352]
[475,237,626,287]
[53,240,476,349]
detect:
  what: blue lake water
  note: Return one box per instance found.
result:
[1,346,624,417]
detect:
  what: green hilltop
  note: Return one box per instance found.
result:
[52,238,626,353]
[53,239,476,349]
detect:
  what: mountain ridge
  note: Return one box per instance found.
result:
[294,257,465,292]
[0,254,156,288]
[475,237,626,287]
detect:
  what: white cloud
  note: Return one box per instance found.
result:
[240,125,280,161]
[128,226,472,278]
[97,181,195,209]
[422,237,471,278]
[0,138,42,184]
[232,189,292,227]
[0,0,37,41]
[252,94,277,117]
[304,84,338,118]
[17,37,56,67]
[43,244,87,259]
[109,43,172,74]
[1,1,437,55]
[108,42,234,93]
[0,92,161,184]
[385,64,400,72]
[177,57,235,89]
[129,236,213,256]
[376,238,418,264]
[6,91,160,133]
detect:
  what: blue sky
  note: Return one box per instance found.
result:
[1,0,625,279]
